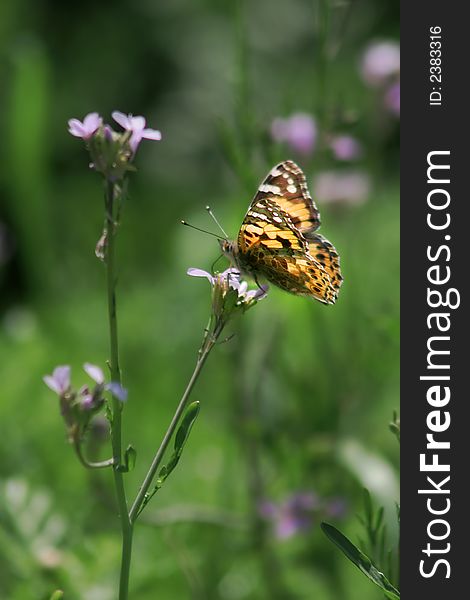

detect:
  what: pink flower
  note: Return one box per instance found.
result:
[259,493,319,539]
[83,363,105,385]
[329,135,363,161]
[187,267,268,302]
[384,82,400,117]
[83,363,128,402]
[259,492,347,540]
[112,111,162,153]
[271,113,317,156]
[43,366,71,396]
[68,112,103,139]
[360,41,400,87]
[314,170,371,207]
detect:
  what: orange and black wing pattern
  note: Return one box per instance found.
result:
[236,161,342,304]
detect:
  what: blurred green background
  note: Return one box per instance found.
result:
[0,0,399,598]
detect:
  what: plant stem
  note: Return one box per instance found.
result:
[232,325,293,600]
[73,439,114,469]
[105,180,133,600]
[129,329,219,523]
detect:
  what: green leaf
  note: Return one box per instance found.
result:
[139,402,201,513]
[117,445,137,473]
[174,401,200,455]
[49,591,64,600]
[375,506,384,532]
[124,445,137,472]
[321,522,400,600]
[389,411,400,443]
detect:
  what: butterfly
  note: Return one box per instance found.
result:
[220,160,343,304]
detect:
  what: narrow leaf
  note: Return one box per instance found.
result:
[139,402,201,513]
[174,401,200,455]
[321,522,400,600]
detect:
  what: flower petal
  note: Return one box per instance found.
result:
[43,365,71,395]
[68,113,102,139]
[112,111,131,130]
[238,281,248,295]
[129,115,146,131]
[83,112,102,132]
[245,284,269,301]
[43,375,62,394]
[129,132,143,154]
[68,119,86,137]
[187,268,214,283]
[81,393,95,410]
[106,382,128,402]
[142,128,162,141]
[83,363,105,384]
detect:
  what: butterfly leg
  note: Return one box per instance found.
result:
[254,274,264,291]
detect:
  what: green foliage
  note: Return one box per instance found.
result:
[117,445,137,473]
[321,523,399,599]
[140,401,201,513]
[389,411,400,444]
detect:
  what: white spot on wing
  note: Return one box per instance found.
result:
[249,211,268,221]
[259,184,281,194]
[287,185,297,194]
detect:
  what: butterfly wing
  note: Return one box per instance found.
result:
[243,159,321,236]
[306,233,343,297]
[235,160,342,304]
[237,196,339,304]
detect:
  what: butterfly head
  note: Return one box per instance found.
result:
[219,239,236,261]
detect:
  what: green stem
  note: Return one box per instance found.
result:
[105,180,133,600]
[129,328,220,523]
[233,327,293,600]
[73,439,114,469]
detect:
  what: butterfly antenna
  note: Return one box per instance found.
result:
[210,253,225,273]
[181,220,222,240]
[206,206,229,239]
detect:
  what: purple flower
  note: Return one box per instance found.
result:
[384,81,400,117]
[187,267,268,302]
[313,170,371,207]
[83,363,128,402]
[329,135,363,161]
[78,386,94,410]
[68,112,103,139]
[83,363,105,384]
[187,267,219,284]
[271,113,317,156]
[112,111,162,153]
[260,492,319,539]
[43,366,71,396]
[260,492,347,540]
[360,41,400,87]
[106,382,128,402]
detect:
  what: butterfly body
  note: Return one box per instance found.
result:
[221,160,342,304]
